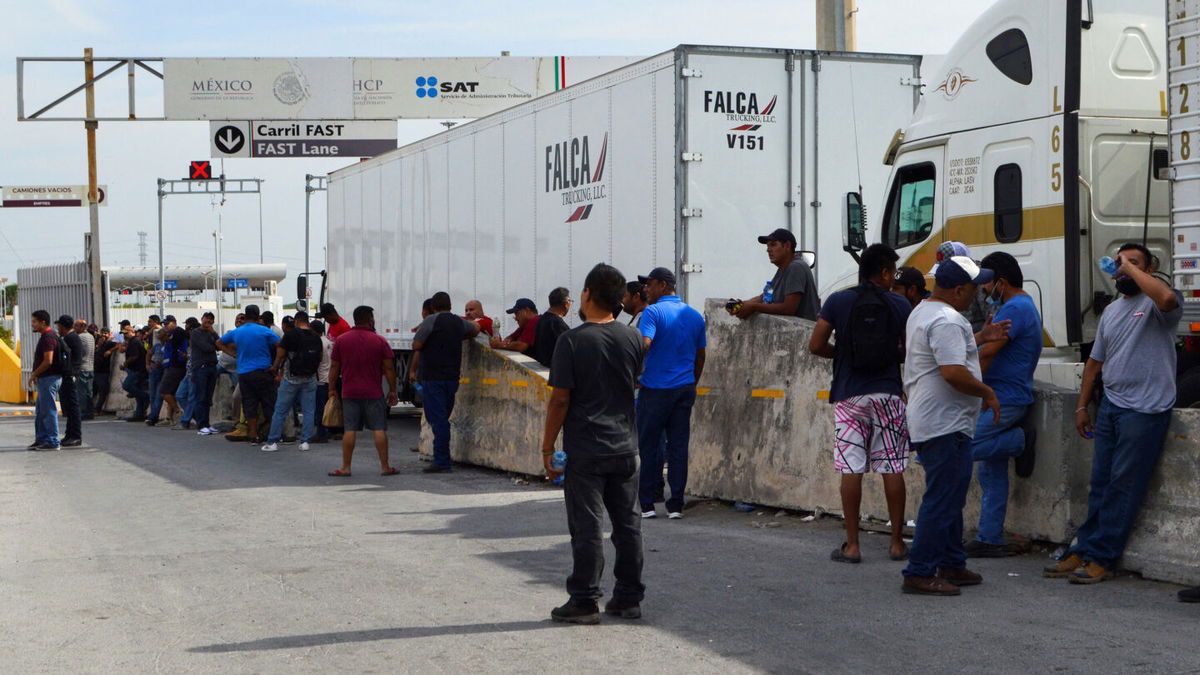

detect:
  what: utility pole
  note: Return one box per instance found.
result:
[84,48,104,326]
[816,0,858,52]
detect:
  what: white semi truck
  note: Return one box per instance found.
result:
[322,44,921,396]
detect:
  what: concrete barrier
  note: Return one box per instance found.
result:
[418,337,556,475]
[418,303,1200,585]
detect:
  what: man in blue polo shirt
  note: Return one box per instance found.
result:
[217,304,280,443]
[636,267,706,519]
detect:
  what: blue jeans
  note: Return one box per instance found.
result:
[970,403,1029,545]
[217,363,238,390]
[147,367,164,421]
[35,376,62,447]
[1069,397,1171,569]
[268,377,317,443]
[176,372,194,425]
[122,370,149,418]
[422,380,459,468]
[190,365,217,429]
[636,385,697,513]
[904,432,973,578]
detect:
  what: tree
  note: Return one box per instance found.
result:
[2,283,15,317]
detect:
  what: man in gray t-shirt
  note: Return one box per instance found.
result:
[901,257,1004,596]
[1052,243,1182,585]
[728,228,820,322]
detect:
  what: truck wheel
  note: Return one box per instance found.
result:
[1177,366,1200,408]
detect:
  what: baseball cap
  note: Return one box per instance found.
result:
[935,256,994,288]
[637,267,676,287]
[506,298,537,314]
[929,241,972,275]
[756,228,797,247]
[895,266,930,297]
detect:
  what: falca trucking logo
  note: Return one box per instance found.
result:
[705,90,778,151]
[545,133,609,222]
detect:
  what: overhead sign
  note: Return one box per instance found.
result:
[164,56,641,120]
[189,161,212,179]
[226,278,249,289]
[156,280,178,290]
[2,184,107,207]
[210,120,397,158]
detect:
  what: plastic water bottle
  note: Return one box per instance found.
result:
[1098,256,1119,277]
[414,382,423,392]
[551,450,567,485]
[762,280,774,303]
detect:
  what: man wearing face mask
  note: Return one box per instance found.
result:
[901,256,1009,596]
[1045,243,1182,585]
[965,252,1043,558]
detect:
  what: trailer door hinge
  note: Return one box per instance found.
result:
[681,207,703,218]
[681,67,703,78]
[900,76,922,87]
[681,152,703,162]
[681,263,703,273]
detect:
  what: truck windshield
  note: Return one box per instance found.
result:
[883,163,936,249]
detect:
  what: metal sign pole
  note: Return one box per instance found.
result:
[84,48,104,325]
[156,178,165,314]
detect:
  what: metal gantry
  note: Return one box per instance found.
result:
[304,174,328,302]
[156,176,262,321]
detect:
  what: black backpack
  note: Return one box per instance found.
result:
[847,284,898,373]
[55,335,75,376]
[287,331,323,377]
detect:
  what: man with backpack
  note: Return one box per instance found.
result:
[262,311,324,452]
[809,244,912,564]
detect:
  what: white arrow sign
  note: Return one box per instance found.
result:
[214,125,245,154]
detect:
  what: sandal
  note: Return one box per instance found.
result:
[830,543,862,564]
[328,468,351,477]
[380,467,399,476]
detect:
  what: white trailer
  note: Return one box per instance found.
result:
[325,45,920,362]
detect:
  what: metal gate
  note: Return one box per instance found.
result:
[17,262,92,388]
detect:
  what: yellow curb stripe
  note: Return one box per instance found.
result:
[459,377,471,384]
[816,390,830,400]
[695,387,711,396]
[750,389,785,399]
[481,378,499,385]
[511,380,529,388]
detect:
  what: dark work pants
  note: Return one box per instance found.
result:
[904,432,972,578]
[315,383,329,437]
[93,372,110,413]
[636,385,697,513]
[59,372,82,440]
[564,454,645,605]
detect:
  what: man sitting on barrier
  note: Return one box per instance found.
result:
[727,228,820,322]
[490,297,539,355]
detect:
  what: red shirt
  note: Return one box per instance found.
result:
[327,317,352,340]
[505,315,539,350]
[330,326,393,399]
[468,315,494,336]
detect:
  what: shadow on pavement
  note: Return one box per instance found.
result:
[187,620,564,653]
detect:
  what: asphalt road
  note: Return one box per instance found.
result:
[0,410,1195,673]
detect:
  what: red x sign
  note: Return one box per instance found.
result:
[189,160,212,180]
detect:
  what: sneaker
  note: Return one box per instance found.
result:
[155,419,172,428]
[1179,586,1200,603]
[198,427,219,436]
[964,539,1007,558]
[668,511,683,520]
[1068,562,1114,584]
[261,442,279,453]
[60,438,83,448]
[1043,553,1084,578]
[902,576,961,596]
[298,442,310,452]
[1015,413,1037,478]
[551,600,600,625]
[936,567,983,587]
[145,418,157,427]
[641,510,657,519]
[30,444,59,451]
[603,598,642,619]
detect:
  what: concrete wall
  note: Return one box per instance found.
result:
[419,304,1200,586]
[419,337,556,476]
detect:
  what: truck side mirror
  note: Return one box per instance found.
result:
[843,192,866,253]
[296,274,307,304]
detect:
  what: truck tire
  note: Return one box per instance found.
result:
[1176,366,1200,408]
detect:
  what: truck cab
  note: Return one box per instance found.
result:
[844,0,1174,386]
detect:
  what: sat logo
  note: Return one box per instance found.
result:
[415,76,481,98]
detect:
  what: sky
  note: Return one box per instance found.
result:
[0,0,998,303]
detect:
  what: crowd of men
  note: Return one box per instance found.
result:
[26,226,1199,621]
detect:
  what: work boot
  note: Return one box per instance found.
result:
[1179,586,1200,603]
[901,576,961,596]
[225,429,251,442]
[1043,553,1084,578]
[965,539,1007,558]
[551,599,600,625]
[1068,562,1114,584]
[937,567,983,586]
[1015,413,1037,478]
[604,597,642,619]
